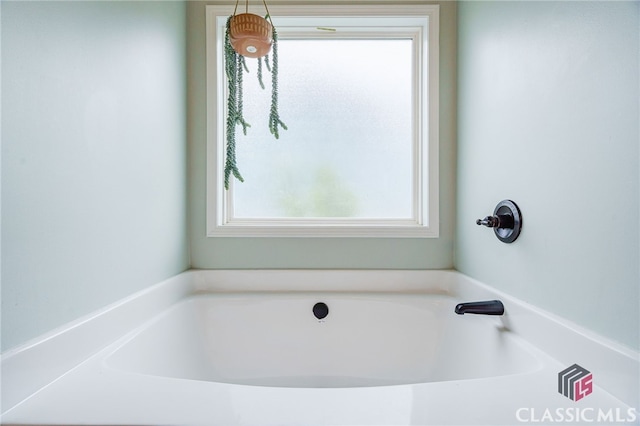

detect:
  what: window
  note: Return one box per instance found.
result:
[206,4,439,237]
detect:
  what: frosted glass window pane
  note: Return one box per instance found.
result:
[231,39,413,219]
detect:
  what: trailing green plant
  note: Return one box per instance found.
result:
[267,28,287,139]
[224,16,287,190]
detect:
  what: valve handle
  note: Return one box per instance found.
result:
[476,216,499,228]
[475,200,522,243]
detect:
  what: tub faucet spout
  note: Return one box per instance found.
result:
[455,300,504,315]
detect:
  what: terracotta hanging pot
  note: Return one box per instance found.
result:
[229,13,273,58]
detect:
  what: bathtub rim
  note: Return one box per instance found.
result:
[1,268,638,414]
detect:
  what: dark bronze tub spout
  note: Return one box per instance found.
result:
[455,300,505,316]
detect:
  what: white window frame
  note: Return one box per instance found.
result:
[205,4,439,238]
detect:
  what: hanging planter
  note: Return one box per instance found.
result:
[224,1,287,190]
[229,13,273,58]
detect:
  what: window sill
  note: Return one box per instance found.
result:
[207,220,439,238]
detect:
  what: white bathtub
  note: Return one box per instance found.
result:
[2,270,638,425]
[105,294,539,388]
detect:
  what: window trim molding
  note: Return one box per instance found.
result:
[205,4,439,238]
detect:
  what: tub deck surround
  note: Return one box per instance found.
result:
[0,271,196,414]
[1,270,638,425]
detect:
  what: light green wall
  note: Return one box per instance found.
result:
[5,0,635,355]
[187,1,458,269]
[456,1,639,350]
[1,1,190,352]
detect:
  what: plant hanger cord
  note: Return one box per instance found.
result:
[232,0,272,22]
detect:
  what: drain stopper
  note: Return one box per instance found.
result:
[313,302,329,320]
